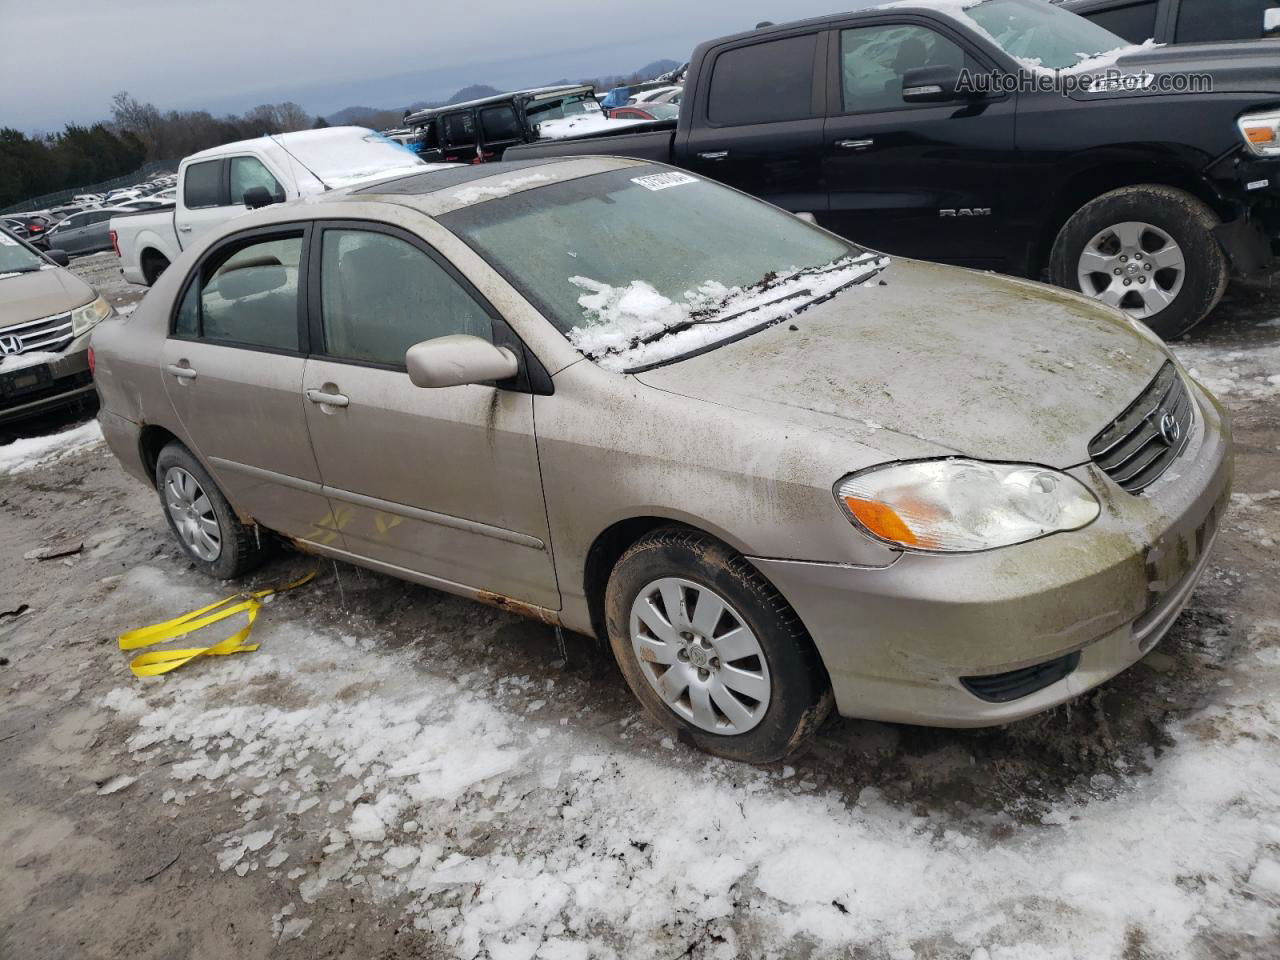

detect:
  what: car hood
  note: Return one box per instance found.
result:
[633,260,1170,469]
[0,266,95,327]
[1073,40,1280,99]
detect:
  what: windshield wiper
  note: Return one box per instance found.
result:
[3,265,43,275]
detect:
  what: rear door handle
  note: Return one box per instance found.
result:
[165,363,197,381]
[306,388,349,408]
[697,151,729,160]
[835,139,875,151]
[177,224,192,233]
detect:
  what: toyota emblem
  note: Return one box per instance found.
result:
[0,334,20,356]
[1158,413,1181,447]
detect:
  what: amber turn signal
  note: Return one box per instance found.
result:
[842,496,920,546]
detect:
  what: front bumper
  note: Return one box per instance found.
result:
[752,377,1233,727]
[0,338,94,425]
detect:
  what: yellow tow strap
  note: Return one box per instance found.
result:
[118,570,317,677]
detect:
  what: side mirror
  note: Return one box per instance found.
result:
[405,335,519,388]
[901,65,965,104]
[1265,8,1280,35]
[45,248,70,266]
[242,186,279,210]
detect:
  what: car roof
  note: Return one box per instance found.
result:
[709,1,974,44]
[405,85,594,125]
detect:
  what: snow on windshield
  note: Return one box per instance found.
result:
[889,0,1160,73]
[568,253,891,372]
[281,128,429,189]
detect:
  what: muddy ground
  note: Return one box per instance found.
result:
[1,255,1278,960]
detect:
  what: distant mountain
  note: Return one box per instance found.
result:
[325,59,679,127]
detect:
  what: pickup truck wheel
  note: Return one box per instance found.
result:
[604,526,833,764]
[141,251,170,287]
[155,442,271,580]
[1050,185,1228,340]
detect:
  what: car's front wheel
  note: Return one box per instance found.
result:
[604,526,832,763]
[1049,184,1228,340]
[154,442,271,580]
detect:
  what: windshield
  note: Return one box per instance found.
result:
[962,0,1132,70]
[283,128,427,188]
[441,166,887,371]
[525,94,602,124]
[0,229,48,276]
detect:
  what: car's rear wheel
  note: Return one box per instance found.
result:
[154,442,270,580]
[1049,185,1228,340]
[604,526,832,763]
[142,251,170,286]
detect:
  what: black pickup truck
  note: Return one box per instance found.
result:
[508,0,1280,338]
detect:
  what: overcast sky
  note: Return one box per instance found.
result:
[2,0,850,132]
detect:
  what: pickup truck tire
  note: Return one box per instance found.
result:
[141,251,170,287]
[605,526,833,763]
[1050,185,1228,340]
[155,442,271,580]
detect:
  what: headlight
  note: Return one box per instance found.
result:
[71,295,112,336]
[835,459,1100,554]
[1238,110,1280,157]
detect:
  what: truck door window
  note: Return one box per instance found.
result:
[229,156,284,206]
[480,105,521,144]
[1086,1,1159,42]
[319,229,492,367]
[839,25,972,114]
[199,234,302,351]
[707,33,817,125]
[444,112,477,150]
[1176,0,1267,41]
[184,159,224,209]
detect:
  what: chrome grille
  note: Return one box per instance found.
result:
[0,310,74,357]
[1089,362,1193,495]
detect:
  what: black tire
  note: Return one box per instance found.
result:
[604,526,833,764]
[154,442,270,580]
[1049,185,1228,340]
[141,251,170,287]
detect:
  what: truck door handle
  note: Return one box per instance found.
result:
[697,151,729,160]
[165,363,197,381]
[835,139,875,151]
[177,224,192,233]
[306,388,349,408]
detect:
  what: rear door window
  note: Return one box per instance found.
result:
[198,234,303,351]
[707,34,818,125]
[480,105,522,144]
[318,228,492,367]
[443,111,477,149]
[184,160,224,208]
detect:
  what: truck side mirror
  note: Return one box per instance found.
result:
[45,249,70,267]
[1265,8,1280,35]
[242,186,279,210]
[901,66,966,104]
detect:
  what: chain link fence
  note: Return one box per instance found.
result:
[1,161,172,215]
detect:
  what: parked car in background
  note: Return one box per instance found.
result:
[1055,0,1280,43]
[110,126,434,285]
[631,85,683,105]
[111,198,172,212]
[1,226,109,424]
[406,86,609,163]
[509,0,1280,340]
[47,207,118,256]
[609,103,680,121]
[3,215,52,249]
[91,157,1230,763]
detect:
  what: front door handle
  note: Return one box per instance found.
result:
[835,138,875,151]
[697,150,729,160]
[165,363,197,381]
[306,388,349,408]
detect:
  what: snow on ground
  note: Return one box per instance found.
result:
[97,552,1280,959]
[1174,338,1280,405]
[0,420,102,476]
[569,254,890,372]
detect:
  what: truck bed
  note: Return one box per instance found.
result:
[504,125,676,163]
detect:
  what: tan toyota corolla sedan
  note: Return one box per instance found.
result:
[91,157,1232,763]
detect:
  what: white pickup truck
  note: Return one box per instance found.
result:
[110,127,435,285]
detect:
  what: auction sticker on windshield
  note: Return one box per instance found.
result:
[631,172,699,191]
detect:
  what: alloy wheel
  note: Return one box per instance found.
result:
[1076,221,1185,320]
[629,577,771,734]
[164,466,222,562]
